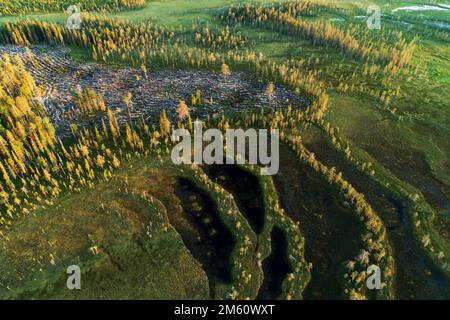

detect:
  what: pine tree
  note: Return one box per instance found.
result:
[176,100,189,120]
[221,63,231,76]
[265,82,275,100]
[123,92,133,121]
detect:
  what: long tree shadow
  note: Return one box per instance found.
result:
[203,164,265,234]
[174,177,235,297]
[257,227,292,299]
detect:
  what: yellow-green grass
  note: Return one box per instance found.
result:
[0,158,210,299]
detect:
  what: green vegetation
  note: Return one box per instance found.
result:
[241,163,310,299]
[0,0,448,300]
[0,0,146,16]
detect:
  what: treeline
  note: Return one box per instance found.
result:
[0,53,195,225]
[221,2,416,68]
[75,87,107,115]
[187,168,261,299]
[314,119,450,280]
[0,50,320,227]
[244,100,394,299]
[252,94,450,288]
[0,55,314,298]
[0,52,399,297]
[0,16,177,62]
[283,133,394,299]
[0,53,57,222]
[276,1,341,17]
[234,103,394,299]
[0,0,146,16]
[219,1,340,19]
[0,16,329,122]
[240,163,311,300]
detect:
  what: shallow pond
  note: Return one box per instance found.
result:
[392,4,450,13]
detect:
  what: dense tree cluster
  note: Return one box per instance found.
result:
[0,16,177,63]
[0,54,164,225]
[236,102,397,299]
[0,17,329,122]
[284,133,394,300]
[0,0,146,16]
[75,87,107,115]
[0,54,57,221]
[240,163,311,300]
[0,0,447,299]
[0,47,445,294]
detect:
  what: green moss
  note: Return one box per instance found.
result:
[0,160,210,299]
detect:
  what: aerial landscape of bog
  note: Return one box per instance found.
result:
[0,0,448,301]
